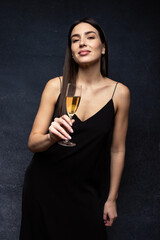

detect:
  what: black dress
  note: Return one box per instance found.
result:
[19,82,118,240]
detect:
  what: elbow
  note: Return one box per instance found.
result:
[28,144,37,154]
[111,144,126,153]
[27,142,34,153]
[27,137,37,153]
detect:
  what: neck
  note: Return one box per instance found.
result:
[76,62,103,86]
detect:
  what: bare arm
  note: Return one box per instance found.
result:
[103,83,131,226]
[28,77,74,153]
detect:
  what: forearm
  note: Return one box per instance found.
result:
[28,133,57,153]
[107,150,125,201]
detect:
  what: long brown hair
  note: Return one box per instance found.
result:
[57,18,108,117]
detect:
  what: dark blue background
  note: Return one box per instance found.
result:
[0,0,159,239]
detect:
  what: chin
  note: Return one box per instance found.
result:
[77,59,100,68]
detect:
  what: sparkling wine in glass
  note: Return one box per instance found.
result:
[58,83,82,147]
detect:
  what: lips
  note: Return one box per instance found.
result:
[78,50,91,56]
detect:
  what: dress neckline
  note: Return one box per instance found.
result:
[74,98,115,123]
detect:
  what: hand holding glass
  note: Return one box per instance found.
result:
[58,83,82,147]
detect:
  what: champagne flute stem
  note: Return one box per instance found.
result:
[63,115,73,143]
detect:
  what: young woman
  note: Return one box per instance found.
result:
[19,18,130,240]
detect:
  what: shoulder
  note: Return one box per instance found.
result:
[41,76,63,103]
[45,76,63,92]
[116,82,130,99]
[107,78,130,111]
[106,77,130,99]
[115,82,131,112]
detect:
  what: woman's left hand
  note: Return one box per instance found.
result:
[103,199,118,226]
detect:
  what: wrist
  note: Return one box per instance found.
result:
[107,193,118,202]
[107,198,117,203]
[47,132,58,145]
[47,132,55,143]
[47,133,51,141]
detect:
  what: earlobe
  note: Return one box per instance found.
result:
[102,48,105,54]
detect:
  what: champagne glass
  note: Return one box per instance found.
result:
[58,83,82,147]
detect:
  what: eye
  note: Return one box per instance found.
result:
[87,34,96,39]
[88,36,95,39]
[72,39,79,43]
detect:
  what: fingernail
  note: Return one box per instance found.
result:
[68,135,71,139]
[70,128,73,133]
[69,122,72,126]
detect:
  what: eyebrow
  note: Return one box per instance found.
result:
[71,31,97,38]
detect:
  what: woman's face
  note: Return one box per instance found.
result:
[70,22,105,66]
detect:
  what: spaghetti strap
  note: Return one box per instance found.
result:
[59,76,62,91]
[112,82,118,99]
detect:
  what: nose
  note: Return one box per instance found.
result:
[79,37,86,47]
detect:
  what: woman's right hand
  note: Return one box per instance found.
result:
[48,114,75,142]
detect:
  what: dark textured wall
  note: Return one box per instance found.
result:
[0,0,159,239]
